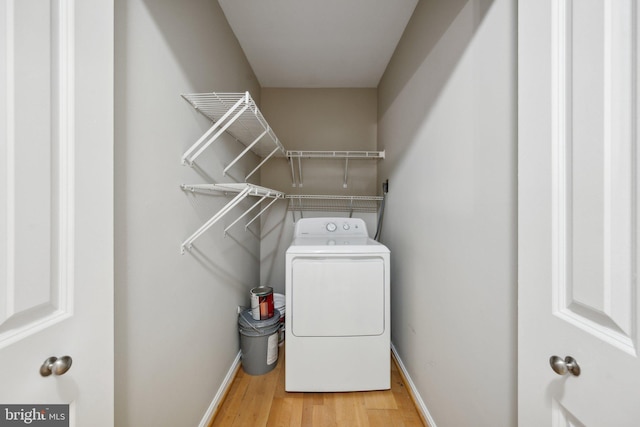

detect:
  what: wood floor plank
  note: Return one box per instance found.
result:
[266,396,304,427]
[210,370,251,426]
[300,392,315,426]
[335,392,368,426]
[272,348,287,399]
[366,409,400,427]
[231,364,280,427]
[210,348,426,427]
[364,389,398,410]
[311,405,338,427]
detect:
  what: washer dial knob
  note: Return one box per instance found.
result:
[342,223,350,231]
[326,222,337,232]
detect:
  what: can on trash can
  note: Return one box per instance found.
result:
[238,308,281,375]
[250,286,274,320]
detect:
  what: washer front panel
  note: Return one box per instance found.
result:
[285,218,391,392]
[291,256,385,337]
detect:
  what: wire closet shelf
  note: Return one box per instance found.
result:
[286,194,383,220]
[286,150,385,188]
[180,183,285,254]
[181,92,286,180]
[179,92,386,252]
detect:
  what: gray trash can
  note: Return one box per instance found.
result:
[238,308,281,375]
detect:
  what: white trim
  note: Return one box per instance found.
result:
[198,351,242,427]
[3,0,16,324]
[56,0,75,317]
[391,342,437,427]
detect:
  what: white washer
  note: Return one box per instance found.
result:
[285,217,390,392]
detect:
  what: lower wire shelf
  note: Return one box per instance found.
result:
[181,184,383,253]
[180,183,285,254]
[286,194,383,221]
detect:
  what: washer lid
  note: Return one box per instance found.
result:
[287,236,389,254]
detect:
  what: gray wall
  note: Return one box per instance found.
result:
[114,0,260,425]
[377,0,517,426]
[260,88,378,195]
[259,88,379,290]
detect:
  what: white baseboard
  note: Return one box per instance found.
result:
[198,351,242,427]
[391,342,437,427]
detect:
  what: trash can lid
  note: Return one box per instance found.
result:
[238,308,281,329]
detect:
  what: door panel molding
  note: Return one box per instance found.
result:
[0,0,74,348]
[551,0,638,356]
[552,399,586,427]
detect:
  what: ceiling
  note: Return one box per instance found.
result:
[218,0,418,88]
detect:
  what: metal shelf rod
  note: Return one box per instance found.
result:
[343,158,349,188]
[286,150,385,159]
[285,194,383,200]
[181,95,245,165]
[181,183,285,198]
[224,195,267,235]
[190,102,249,164]
[223,128,269,176]
[246,146,280,181]
[246,197,280,229]
[181,186,251,253]
[289,157,297,188]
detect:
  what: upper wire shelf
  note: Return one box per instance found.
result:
[286,150,385,188]
[286,150,385,159]
[181,92,286,180]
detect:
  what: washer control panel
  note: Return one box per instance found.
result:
[295,217,369,237]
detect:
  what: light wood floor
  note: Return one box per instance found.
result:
[209,348,426,427]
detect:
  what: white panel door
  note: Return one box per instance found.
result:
[0,0,113,424]
[519,0,640,425]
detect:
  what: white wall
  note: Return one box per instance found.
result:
[377,1,517,426]
[114,0,261,425]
